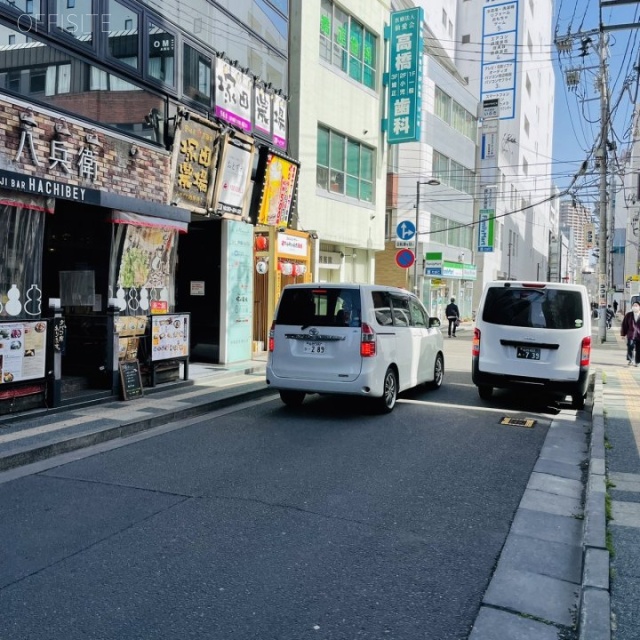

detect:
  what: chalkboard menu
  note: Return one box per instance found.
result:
[119,359,143,400]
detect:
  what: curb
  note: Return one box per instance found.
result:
[579,369,611,640]
[0,383,274,473]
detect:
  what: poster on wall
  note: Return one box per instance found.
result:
[118,226,177,290]
[0,320,47,383]
[151,314,190,362]
[253,149,299,227]
[211,133,255,218]
[220,220,253,363]
[170,113,221,214]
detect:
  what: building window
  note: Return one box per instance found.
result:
[434,86,477,140]
[183,42,211,107]
[148,20,175,86]
[317,125,374,203]
[461,34,470,44]
[29,67,46,93]
[25,0,34,14]
[8,34,15,45]
[319,0,376,90]
[56,0,94,47]
[526,73,531,96]
[107,0,139,69]
[523,157,529,176]
[431,214,448,244]
[524,115,530,136]
[435,87,451,124]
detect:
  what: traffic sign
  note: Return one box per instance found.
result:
[395,249,415,269]
[396,220,416,241]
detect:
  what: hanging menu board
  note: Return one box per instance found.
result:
[151,314,190,362]
[119,359,143,400]
[0,320,47,384]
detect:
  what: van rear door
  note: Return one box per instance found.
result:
[270,286,363,382]
[478,285,587,381]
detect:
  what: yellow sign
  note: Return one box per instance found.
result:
[257,153,298,226]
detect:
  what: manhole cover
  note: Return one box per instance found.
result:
[500,417,536,428]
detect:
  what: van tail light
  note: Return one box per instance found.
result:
[472,328,481,357]
[580,336,591,367]
[361,322,377,357]
[268,322,275,352]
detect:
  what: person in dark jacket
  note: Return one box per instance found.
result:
[621,301,640,366]
[445,297,460,338]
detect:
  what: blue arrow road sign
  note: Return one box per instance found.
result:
[396,220,416,240]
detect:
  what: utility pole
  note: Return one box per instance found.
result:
[597,31,609,343]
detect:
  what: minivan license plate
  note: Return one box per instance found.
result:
[517,346,540,360]
[304,341,325,354]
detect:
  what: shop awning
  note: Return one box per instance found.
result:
[0,189,54,213]
[111,210,188,233]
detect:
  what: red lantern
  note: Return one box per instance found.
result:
[255,235,268,251]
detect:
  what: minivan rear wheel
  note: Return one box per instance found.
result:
[279,390,305,407]
[375,368,398,413]
[571,393,586,410]
[478,385,493,400]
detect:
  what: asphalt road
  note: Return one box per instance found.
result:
[0,336,557,640]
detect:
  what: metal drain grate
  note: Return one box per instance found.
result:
[500,417,536,428]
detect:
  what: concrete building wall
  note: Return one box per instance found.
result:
[288,0,391,284]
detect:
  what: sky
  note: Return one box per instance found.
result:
[552,0,640,203]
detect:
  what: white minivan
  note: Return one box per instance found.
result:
[472,281,592,409]
[266,283,444,413]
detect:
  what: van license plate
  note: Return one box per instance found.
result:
[304,342,325,354]
[517,346,540,360]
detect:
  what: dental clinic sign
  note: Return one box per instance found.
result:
[387,7,424,144]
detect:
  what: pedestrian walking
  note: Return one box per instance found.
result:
[606,305,615,329]
[613,299,619,315]
[445,297,460,338]
[621,301,640,366]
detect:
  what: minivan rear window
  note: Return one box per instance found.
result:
[482,287,584,329]
[276,287,362,327]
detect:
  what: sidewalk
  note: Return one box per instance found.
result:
[594,326,640,640]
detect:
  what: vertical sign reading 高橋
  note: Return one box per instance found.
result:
[387,7,424,144]
[481,0,519,120]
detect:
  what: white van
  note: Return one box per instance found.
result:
[266,283,444,413]
[472,281,591,409]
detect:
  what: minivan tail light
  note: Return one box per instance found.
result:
[580,336,591,367]
[472,327,481,357]
[268,321,275,352]
[361,322,377,357]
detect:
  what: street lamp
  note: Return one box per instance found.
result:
[413,178,441,299]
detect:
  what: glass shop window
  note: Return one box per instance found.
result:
[183,43,211,107]
[107,0,140,70]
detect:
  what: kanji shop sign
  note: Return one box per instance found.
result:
[14,120,101,181]
[170,113,220,215]
[387,7,424,144]
[214,58,252,134]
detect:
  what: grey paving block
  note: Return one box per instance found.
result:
[483,565,579,626]
[579,587,611,640]
[583,547,609,590]
[499,532,582,584]
[511,508,583,545]
[469,606,560,640]
[534,458,583,481]
[528,472,584,500]
[519,487,582,517]
[583,491,607,550]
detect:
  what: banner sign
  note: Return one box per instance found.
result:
[387,7,424,144]
[211,134,254,218]
[255,150,299,226]
[214,58,252,133]
[478,209,495,252]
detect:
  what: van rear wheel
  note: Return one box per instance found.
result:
[279,390,305,407]
[375,368,398,413]
[478,385,493,400]
[571,393,585,410]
